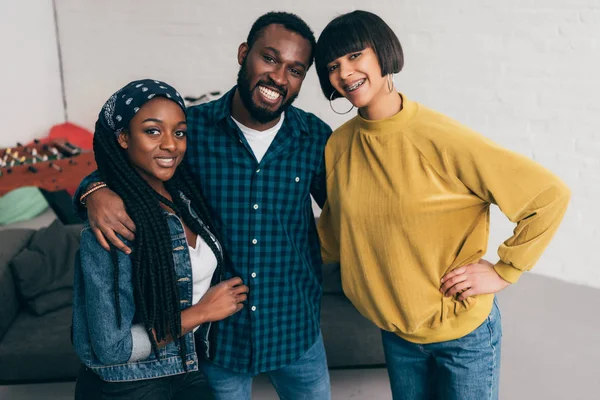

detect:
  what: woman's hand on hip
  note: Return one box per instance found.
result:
[440,259,511,301]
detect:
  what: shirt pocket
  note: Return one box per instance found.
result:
[270,166,312,212]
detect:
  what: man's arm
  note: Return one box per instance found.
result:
[309,119,333,209]
[317,201,341,264]
[72,170,135,253]
[310,157,327,209]
[72,170,102,219]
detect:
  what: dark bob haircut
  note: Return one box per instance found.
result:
[246,11,317,69]
[315,10,404,100]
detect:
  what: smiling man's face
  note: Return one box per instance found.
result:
[236,24,312,124]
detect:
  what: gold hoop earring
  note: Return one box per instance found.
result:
[329,90,354,115]
[387,74,395,93]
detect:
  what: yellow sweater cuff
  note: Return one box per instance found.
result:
[494,261,524,284]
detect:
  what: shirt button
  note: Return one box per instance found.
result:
[256,169,261,173]
[251,306,257,311]
[253,204,259,210]
[295,177,300,182]
[239,139,243,144]
[251,272,257,278]
[252,239,258,245]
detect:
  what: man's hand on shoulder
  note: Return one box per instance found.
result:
[86,188,135,254]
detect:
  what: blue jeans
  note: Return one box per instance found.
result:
[382,298,502,400]
[199,334,331,400]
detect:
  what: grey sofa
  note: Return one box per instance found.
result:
[320,262,386,367]
[0,215,384,383]
[0,219,82,382]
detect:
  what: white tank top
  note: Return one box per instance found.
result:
[188,234,218,331]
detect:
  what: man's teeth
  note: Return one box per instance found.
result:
[259,86,281,100]
[347,80,365,92]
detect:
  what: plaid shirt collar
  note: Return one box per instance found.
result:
[213,86,309,138]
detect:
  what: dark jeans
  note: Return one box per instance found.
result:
[74,365,214,400]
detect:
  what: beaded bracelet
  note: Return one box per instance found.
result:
[80,182,108,206]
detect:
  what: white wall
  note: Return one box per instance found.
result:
[52,0,600,287]
[0,0,65,147]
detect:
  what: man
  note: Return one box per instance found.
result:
[76,12,332,400]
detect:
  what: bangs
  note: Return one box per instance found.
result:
[315,10,404,99]
[316,16,375,68]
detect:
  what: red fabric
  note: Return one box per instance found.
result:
[48,122,94,150]
[26,122,94,150]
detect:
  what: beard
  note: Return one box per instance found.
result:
[236,59,298,124]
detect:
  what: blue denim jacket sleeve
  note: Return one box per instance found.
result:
[79,227,152,364]
[72,170,102,220]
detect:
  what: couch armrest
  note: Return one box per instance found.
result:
[0,229,35,340]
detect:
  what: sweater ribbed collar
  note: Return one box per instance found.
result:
[356,93,417,136]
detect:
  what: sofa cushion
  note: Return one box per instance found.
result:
[0,228,35,267]
[0,229,35,341]
[320,292,386,367]
[322,262,343,294]
[0,306,80,381]
[9,220,81,315]
[27,288,74,316]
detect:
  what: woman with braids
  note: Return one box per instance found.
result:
[72,79,248,400]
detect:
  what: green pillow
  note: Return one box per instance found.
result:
[0,186,49,226]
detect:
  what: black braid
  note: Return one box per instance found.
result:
[166,165,224,267]
[92,122,221,370]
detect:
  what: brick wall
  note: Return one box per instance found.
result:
[52,0,600,287]
[0,0,64,147]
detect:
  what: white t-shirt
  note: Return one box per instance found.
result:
[188,235,218,331]
[231,113,285,163]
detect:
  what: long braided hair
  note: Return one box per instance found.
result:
[92,79,223,369]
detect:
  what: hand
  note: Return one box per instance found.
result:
[196,277,249,322]
[440,259,511,301]
[86,187,136,254]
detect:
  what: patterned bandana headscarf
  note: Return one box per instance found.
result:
[97,79,186,136]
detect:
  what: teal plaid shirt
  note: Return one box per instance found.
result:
[186,88,332,373]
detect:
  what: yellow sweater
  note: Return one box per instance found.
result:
[318,94,570,344]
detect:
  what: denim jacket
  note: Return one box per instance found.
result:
[72,192,223,382]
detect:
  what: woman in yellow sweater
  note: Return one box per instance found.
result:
[315,10,570,400]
